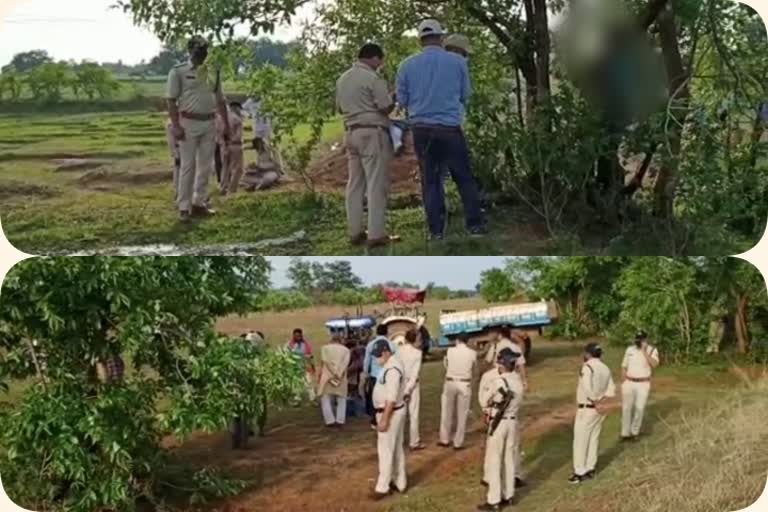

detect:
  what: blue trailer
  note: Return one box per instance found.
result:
[437,301,559,357]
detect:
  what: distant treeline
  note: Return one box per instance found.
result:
[257,258,477,312]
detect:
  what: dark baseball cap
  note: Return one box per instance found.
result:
[497,347,521,368]
[371,339,392,357]
[585,342,603,358]
[635,330,648,340]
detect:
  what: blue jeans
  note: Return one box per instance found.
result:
[412,125,485,235]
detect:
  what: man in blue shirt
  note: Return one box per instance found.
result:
[363,324,398,426]
[396,19,486,240]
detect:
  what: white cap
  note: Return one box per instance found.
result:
[418,19,444,38]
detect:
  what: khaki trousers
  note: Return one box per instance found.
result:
[376,407,407,494]
[621,381,651,437]
[439,380,471,448]
[573,408,605,475]
[345,127,392,240]
[320,394,347,425]
[222,145,245,194]
[406,384,421,448]
[177,118,216,212]
[485,418,517,505]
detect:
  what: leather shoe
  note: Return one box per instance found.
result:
[179,210,192,222]
[350,233,367,246]
[368,235,402,248]
[477,503,501,511]
[370,491,391,501]
[191,205,216,217]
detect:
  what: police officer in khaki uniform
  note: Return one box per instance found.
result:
[336,43,398,248]
[439,333,477,449]
[479,326,528,487]
[166,36,230,221]
[370,339,408,499]
[620,330,660,440]
[478,348,525,511]
[570,342,616,484]
[399,329,426,450]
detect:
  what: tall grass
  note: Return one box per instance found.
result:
[589,372,768,512]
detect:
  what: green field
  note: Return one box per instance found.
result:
[0,107,560,256]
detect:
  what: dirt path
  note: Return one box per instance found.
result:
[171,344,593,512]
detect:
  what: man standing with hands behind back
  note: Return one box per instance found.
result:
[336,43,399,248]
[621,330,660,441]
[167,36,230,222]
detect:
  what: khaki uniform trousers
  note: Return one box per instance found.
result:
[320,393,347,425]
[345,127,392,240]
[406,384,421,448]
[439,380,472,448]
[621,380,651,437]
[222,145,245,194]
[177,118,216,212]
[484,415,524,482]
[376,407,407,494]
[485,418,517,505]
[573,408,605,475]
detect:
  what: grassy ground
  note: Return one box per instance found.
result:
[170,300,767,512]
[0,109,558,256]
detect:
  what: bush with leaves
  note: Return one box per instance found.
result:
[0,257,306,511]
[72,63,121,100]
[478,268,517,303]
[0,69,24,101]
[257,289,313,312]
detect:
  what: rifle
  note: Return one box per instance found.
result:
[488,383,516,437]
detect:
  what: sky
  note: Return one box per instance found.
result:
[0,0,313,67]
[266,257,514,290]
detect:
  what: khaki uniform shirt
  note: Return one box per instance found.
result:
[485,338,526,368]
[166,62,223,115]
[319,343,351,397]
[336,62,393,128]
[576,358,616,405]
[444,343,476,380]
[372,356,406,409]
[399,344,423,396]
[486,372,525,418]
[622,345,659,379]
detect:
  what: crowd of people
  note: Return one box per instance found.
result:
[165,36,280,221]
[164,18,487,240]
[243,326,660,510]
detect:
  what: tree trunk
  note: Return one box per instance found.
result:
[735,294,750,354]
[653,5,689,218]
[532,0,551,103]
[749,104,766,170]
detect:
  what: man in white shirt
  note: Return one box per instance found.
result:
[439,333,477,449]
[621,330,660,441]
[570,342,616,484]
[243,96,274,142]
[400,329,426,450]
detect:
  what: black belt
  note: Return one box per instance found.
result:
[375,404,405,414]
[346,124,387,132]
[412,124,462,133]
[578,404,596,409]
[446,377,471,383]
[497,415,516,420]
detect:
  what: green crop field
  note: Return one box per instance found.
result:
[0,106,562,256]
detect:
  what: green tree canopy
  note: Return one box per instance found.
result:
[0,257,305,512]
